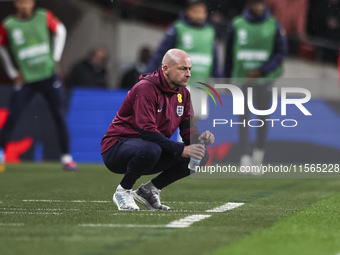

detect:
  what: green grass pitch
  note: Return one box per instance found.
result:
[1,163,340,255]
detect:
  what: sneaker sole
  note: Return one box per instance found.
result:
[113,193,123,211]
[133,191,157,211]
[113,193,139,211]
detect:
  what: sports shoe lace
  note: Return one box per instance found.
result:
[150,190,161,204]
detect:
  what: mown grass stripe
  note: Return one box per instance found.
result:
[212,192,340,255]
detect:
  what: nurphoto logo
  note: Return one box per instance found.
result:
[197,83,312,128]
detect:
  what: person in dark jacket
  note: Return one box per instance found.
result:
[225,0,288,172]
[101,49,215,211]
[66,45,108,88]
[145,0,221,120]
[120,46,151,89]
[145,0,220,78]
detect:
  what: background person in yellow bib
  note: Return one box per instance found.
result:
[225,0,288,171]
[0,0,77,171]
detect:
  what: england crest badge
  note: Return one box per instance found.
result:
[177,106,184,117]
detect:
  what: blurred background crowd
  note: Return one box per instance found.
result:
[0,0,339,88]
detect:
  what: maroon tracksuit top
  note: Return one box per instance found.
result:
[101,67,200,155]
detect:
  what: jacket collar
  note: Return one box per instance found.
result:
[242,7,271,23]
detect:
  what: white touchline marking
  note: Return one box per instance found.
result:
[22,200,110,203]
[139,209,202,213]
[5,200,244,228]
[23,200,62,202]
[0,208,79,212]
[166,202,244,228]
[163,201,213,204]
[21,200,212,204]
[166,214,211,228]
[0,212,62,215]
[79,224,164,228]
[0,223,24,227]
[205,202,244,213]
[98,213,192,216]
[70,200,110,203]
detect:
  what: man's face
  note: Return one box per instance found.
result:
[186,4,208,26]
[92,48,108,67]
[164,57,192,89]
[15,0,35,18]
[248,2,265,18]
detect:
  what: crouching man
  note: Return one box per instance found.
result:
[101,49,215,211]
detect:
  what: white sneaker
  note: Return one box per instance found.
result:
[113,185,140,211]
[239,155,263,176]
[239,155,252,174]
[252,148,265,166]
[240,155,252,167]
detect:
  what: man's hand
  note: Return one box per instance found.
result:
[182,144,205,159]
[13,72,24,85]
[199,130,215,145]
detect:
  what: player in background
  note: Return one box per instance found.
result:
[101,49,215,211]
[0,0,77,171]
[144,0,221,121]
[225,0,287,171]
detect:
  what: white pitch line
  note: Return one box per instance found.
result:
[77,202,244,229]
[21,200,212,204]
[166,214,211,228]
[80,224,164,228]
[2,201,244,228]
[166,202,244,228]
[139,209,202,213]
[0,208,79,212]
[99,213,193,216]
[23,200,62,202]
[205,202,244,213]
[70,200,110,203]
[163,201,213,204]
[22,200,110,203]
[0,212,62,215]
[0,223,24,227]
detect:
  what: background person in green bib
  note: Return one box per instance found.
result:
[144,0,221,121]
[0,0,77,171]
[225,0,288,171]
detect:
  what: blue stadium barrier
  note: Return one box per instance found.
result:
[197,94,340,149]
[67,88,178,163]
[67,88,340,163]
